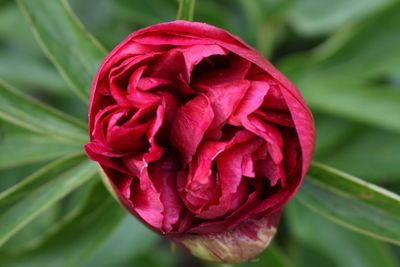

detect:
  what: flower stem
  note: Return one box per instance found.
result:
[176,0,196,21]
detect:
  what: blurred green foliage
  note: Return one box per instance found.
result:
[0,0,399,266]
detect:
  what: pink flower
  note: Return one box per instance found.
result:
[85,20,315,263]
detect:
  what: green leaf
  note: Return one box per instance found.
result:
[313,114,400,184]
[0,179,96,252]
[299,78,400,134]
[295,162,400,245]
[111,0,175,29]
[16,0,107,101]
[317,124,400,183]
[0,162,49,192]
[0,201,62,252]
[0,181,126,266]
[0,5,68,95]
[278,4,400,135]
[0,153,97,246]
[0,80,87,144]
[288,0,394,36]
[126,249,178,267]
[286,200,398,267]
[313,114,360,158]
[292,243,336,267]
[312,2,400,77]
[0,123,82,169]
[0,4,41,54]
[282,2,400,79]
[84,215,159,267]
[0,51,69,96]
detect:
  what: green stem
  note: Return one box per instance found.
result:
[176,0,196,21]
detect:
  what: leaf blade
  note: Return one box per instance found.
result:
[299,78,400,134]
[0,153,97,245]
[295,162,400,245]
[0,181,127,267]
[0,80,87,144]
[286,200,398,267]
[0,123,82,169]
[16,0,107,101]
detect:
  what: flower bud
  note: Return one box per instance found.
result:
[85,20,315,263]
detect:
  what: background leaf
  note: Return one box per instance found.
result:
[0,153,97,245]
[295,162,400,245]
[309,1,400,77]
[287,0,395,36]
[314,116,400,184]
[0,52,69,96]
[0,181,127,266]
[84,214,160,267]
[286,200,398,267]
[298,79,400,133]
[0,81,87,144]
[0,179,95,252]
[0,122,82,169]
[16,0,107,101]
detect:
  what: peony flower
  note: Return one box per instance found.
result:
[85,20,315,263]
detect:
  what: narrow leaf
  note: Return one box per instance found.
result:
[286,201,398,267]
[16,0,107,101]
[288,0,394,36]
[0,123,82,169]
[0,180,95,252]
[0,181,126,267]
[0,153,97,245]
[299,78,400,134]
[313,2,400,77]
[318,126,400,183]
[0,52,69,95]
[0,80,87,144]
[84,215,159,267]
[295,162,400,245]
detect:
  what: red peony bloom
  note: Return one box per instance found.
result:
[85,20,315,263]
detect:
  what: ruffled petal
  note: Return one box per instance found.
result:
[242,115,283,165]
[193,55,251,130]
[130,168,164,229]
[146,44,227,84]
[149,157,182,232]
[229,80,270,126]
[171,94,214,163]
[255,157,286,187]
